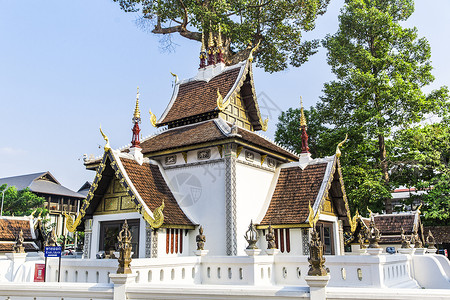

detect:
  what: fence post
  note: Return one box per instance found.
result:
[109,273,136,300]
[305,275,330,300]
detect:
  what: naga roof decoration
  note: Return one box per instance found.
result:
[66,148,194,232]
[156,59,267,131]
[258,155,354,229]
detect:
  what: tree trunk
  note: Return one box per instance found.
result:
[378,134,392,213]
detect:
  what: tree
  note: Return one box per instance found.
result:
[317,0,448,213]
[391,120,450,225]
[0,184,47,217]
[112,0,330,72]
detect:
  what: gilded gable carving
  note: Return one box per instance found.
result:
[95,178,137,215]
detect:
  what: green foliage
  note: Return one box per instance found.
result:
[391,121,450,225]
[0,184,47,217]
[318,0,448,212]
[275,0,449,216]
[112,0,330,72]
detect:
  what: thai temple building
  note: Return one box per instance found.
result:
[1,28,450,300]
[77,30,354,260]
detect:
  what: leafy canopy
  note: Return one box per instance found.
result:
[113,0,330,72]
[275,0,449,215]
[0,184,47,217]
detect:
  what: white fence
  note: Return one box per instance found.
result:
[47,253,419,288]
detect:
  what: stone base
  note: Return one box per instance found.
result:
[414,248,426,255]
[426,247,438,254]
[366,248,383,256]
[265,249,280,256]
[305,275,330,300]
[194,250,209,256]
[398,248,415,255]
[358,248,368,255]
[245,249,261,256]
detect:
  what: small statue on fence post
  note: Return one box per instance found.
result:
[196,226,206,250]
[400,228,411,249]
[117,220,132,274]
[13,229,25,253]
[307,226,327,276]
[413,228,423,248]
[426,230,437,250]
[266,225,276,249]
[367,215,381,249]
[244,220,259,250]
[358,230,367,249]
[46,228,57,247]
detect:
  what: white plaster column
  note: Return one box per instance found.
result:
[83,219,93,259]
[305,275,330,300]
[109,273,137,300]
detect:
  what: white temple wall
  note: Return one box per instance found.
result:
[90,212,144,259]
[235,162,275,255]
[163,159,227,256]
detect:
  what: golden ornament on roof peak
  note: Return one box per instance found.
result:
[134,87,141,120]
[201,31,206,52]
[300,96,307,127]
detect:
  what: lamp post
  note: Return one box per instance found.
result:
[1,189,5,216]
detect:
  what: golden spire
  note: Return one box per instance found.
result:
[208,22,215,48]
[134,87,141,120]
[201,31,206,52]
[217,24,223,47]
[300,96,307,127]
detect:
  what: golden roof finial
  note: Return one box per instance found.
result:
[201,31,206,52]
[208,21,215,48]
[134,86,141,120]
[300,96,307,127]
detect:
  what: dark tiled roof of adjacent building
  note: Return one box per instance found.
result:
[260,163,328,225]
[140,119,298,161]
[120,158,194,226]
[424,226,450,244]
[0,218,33,241]
[159,67,241,125]
[374,214,416,235]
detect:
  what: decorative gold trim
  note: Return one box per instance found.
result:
[149,109,157,127]
[134,87,141,119]
[217,145,223,158]
[300,96,307,127]
[216,89,231,111]
[162,224,196,229]
[261,154,267,166]
[182,151,188,163]
[236,146,243,158]
[308,201,320,227]
[261,117,269,131]
[146,139,296,162]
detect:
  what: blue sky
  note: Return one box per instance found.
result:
[0,0,449,191]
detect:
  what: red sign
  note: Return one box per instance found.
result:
[34,263,46,282]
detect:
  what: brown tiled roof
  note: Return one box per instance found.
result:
[424,226,450,244]
[0,242,37,252]
[141,121,226,154]
[260,163,328,225]
[120,158,194,226]
[0,218,33,241]
[374,214,415,235]
[140,120,298,161]
[160,67,241,124]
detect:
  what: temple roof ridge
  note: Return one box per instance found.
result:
[279,155,335,169]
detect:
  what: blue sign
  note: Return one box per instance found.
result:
[44,246,62,258]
